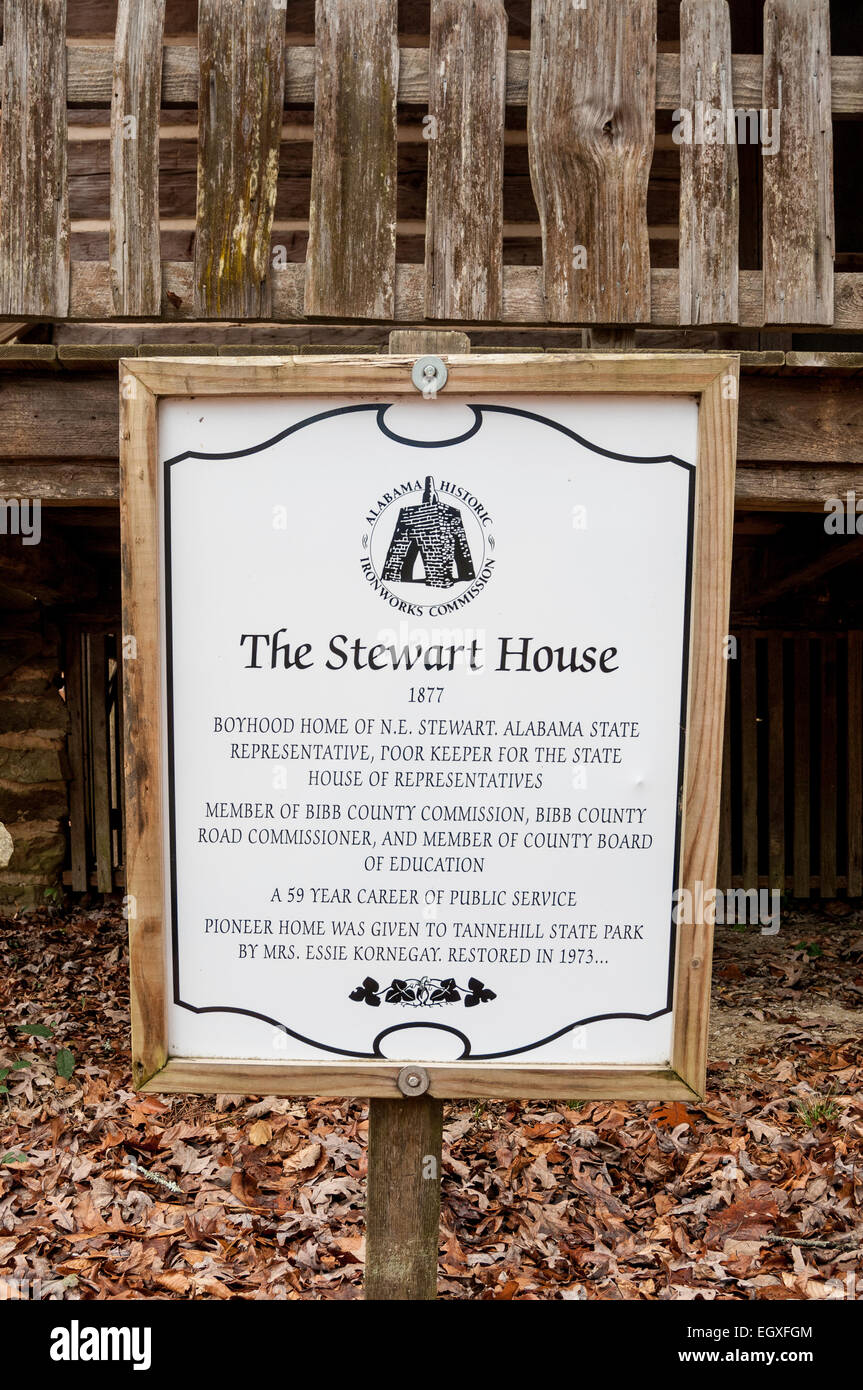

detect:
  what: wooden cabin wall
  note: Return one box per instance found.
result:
[0,0,859,332]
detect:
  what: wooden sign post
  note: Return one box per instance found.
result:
[364,331,462,1302]
[120,347,737,1299]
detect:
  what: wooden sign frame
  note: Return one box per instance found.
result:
[120,352,738,1101]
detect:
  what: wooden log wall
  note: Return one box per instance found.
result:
[0,0,858,329]
[718,630,863,899]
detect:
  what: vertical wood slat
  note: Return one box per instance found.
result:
[717,657,732,889]
[848,633,863,899]
[763,0,834,325]
[672,363,737,1097]
[740,632,759,887]
[793,635,811,897]
[819,635,837,897]
[194,0,287,318]
[82,635,94,881]
[424,0,507,321]
[304,0,399,320]
[678,0,739,325]
[0,0,69,315]
[110,0,166,316]
[113,636,127,881]
[120,368,167,1085]
[65,626,88,893]
[527,0,656,324]
[89,635,113,894]
[766,633,785,889]
[106,652,119,868]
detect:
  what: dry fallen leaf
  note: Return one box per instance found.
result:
[155,1271,191,1294]
[705,1197,779,1248]
[248,1120,272,1148]
[649,1101,693,1129]
[285,1141,322,1173]
[331,1235,365,1262]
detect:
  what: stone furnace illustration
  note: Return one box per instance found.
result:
[381,476,476,589]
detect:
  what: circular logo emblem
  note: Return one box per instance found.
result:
[361,474,495,615]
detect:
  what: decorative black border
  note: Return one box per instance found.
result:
[163,402,696,1060]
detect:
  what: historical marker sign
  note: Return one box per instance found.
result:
[121,354,737,1099]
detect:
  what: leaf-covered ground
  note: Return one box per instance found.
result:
[1,903,861,1300]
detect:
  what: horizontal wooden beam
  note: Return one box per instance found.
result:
[9,44,859,114]
[785,352,863,371]
[66,217,685,243]
[0,461,120,501]
[1,363,861,509]
[141,1055,698,1100]
[735,467,863,511]
[736,377,863,464]
[51,264,863,330]
[0,372,117,456]
[8,461,858,512]
[0,344,58,366]
[6,342,852,369]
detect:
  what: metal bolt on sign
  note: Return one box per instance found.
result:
[397,1065,430,1096]
[411,355,448,397]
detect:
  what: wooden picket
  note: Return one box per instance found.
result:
[678,0,739,325]
[424,0,507,321]
[792,636,811,899]
[110,0,165,316]
[64,627,126,894]
[89,635,112,895]
[849,633,863,898]
[527,0,656,323]
[740,631,759,889]
[0,0,69,316]
[64,626,89,894]
[766,632,784,890]
[304,0,399,320]
[194,0,286,318]
[762,0,834,325]
[820,636,838,897]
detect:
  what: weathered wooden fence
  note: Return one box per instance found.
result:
[719,630,863,898]
[0,0,858,328]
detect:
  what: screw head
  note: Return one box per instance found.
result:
[397,1064,430,1096]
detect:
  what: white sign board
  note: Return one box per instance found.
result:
[158,392,698,1069]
